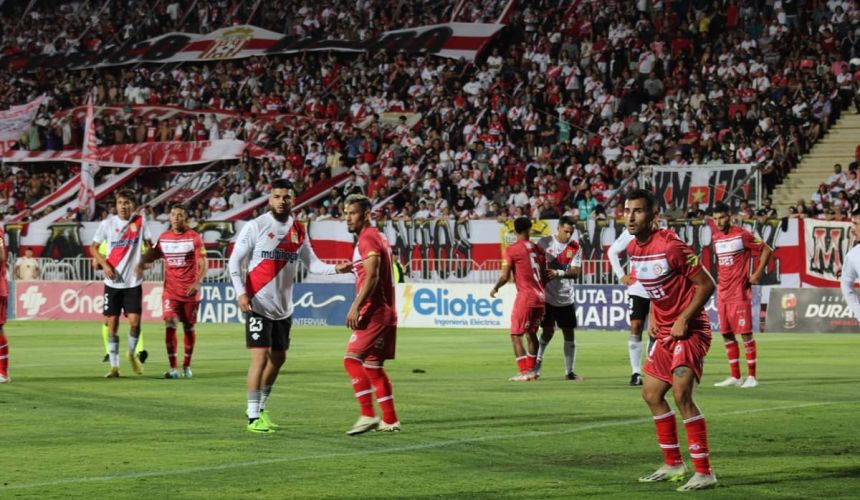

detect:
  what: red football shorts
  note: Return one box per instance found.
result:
[718,299,753,336]
[644,331,712,384]
[511,305,544,336]
[0,296,7,325]
[348,319,397,362]
[163,298,199,325]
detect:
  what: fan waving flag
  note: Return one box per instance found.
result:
[77,99,98,220]
[0,94,45,154]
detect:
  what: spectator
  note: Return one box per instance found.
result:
[14,248,40,280]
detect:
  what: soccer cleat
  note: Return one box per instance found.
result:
[564,372,583,381]
[164,369,180,379]
[259,409,281,430]
[102,354,109,363]
[676,472,717,491]
[376,420,401,432]
[104,367,121,378]
[638,463,687,482]
[741,376,758,388]
[182,367,193,379]
[714,377,742,387]
[138,349,149,364]
[127,353,144,375]
[346,415,380,435]
[247,418,275,433]
[630,373,644,386]
[0,373,9,383]
[508,372,535,382]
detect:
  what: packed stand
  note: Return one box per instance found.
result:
[1,0,859,224]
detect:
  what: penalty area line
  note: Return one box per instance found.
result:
[6,399,859,491]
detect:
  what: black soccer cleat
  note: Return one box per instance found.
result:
[630,373,644,386]
[138,350,149,364]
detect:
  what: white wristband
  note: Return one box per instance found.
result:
[556,269,564,278]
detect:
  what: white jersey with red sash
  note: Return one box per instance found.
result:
[93,214,152,289]
[228,213,335,321]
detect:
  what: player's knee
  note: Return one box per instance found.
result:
[164,318,177,329]
[722,333,737,344]
[630,320,644,337]
[641,386,663,407]
[182,322,194,333]
[561,329,574,341]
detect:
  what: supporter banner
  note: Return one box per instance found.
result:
[801,218,854,287]
[2,139,247,167]
[13,281,354,324]
[3,23,503,72]
[167,171,223,203]
[766,288,859,333]
[396,283,641,331]
[651,164,759,212]
[0,95,45,154]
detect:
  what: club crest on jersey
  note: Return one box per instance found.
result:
[129,223,137,232]
[674,344,683,354]
[653,263,663,275]
[291,232,298,244]
[268,232,275,239]
[566,249,573,258]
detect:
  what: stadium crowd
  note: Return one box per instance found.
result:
[1,0,860,224]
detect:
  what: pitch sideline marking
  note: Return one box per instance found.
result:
[6,400,859,491]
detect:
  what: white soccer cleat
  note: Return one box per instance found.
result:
[182,367,193,379]
[676,472,717,491]
[376,421,401,432]
[714,377,742,387]
[0,373,9,383]
[741,376,758,388]
[508,372,536,382]
[638,463,687,483]
[346,415,380,435]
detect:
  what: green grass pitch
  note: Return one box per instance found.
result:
[2,321,859,498]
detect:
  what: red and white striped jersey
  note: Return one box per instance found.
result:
[228,213,335,320]
[93,214,153,289]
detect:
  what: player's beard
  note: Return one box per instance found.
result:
[270,203,291,222]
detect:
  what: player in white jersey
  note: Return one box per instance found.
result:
[229,179,352,433]
[535,216,583,380]
[840,212,860,322]
[91,189,153,378]
[608,227,651,386]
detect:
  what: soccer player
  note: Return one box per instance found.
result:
[708,203,772,388]
[534,216,583,380]
[840,212,860,322]
[490,217,546,382]
[625,189,717,491]
[342,194,400,435]
[229,179,350,433]
[0,226,9,383]
[137,204,207,379]
[91,189,153,378]
[97,241,147,364]
[608,227,652,386]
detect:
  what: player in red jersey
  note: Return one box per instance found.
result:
[707,203,772,388]
[343,194,400,435]
[490,217,547,382]
[625,189,718,491]
[138,204,207,379]
[0,226,9,383]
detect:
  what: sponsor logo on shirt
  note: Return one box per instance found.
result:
[260,248,299,262]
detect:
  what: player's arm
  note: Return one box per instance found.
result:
[346,252,380,330]
[749,239,773,285]
[136,243,161,277]
[91,223,115,279]
[299,237,347,274]
[229,223,255,313]
[490,262,511,298]
[671,267,716,339]
[188,245,208,297]
[607,236,628,283]
[840,256,860,321]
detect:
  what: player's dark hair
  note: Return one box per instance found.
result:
[115,189,136,203]
[558,215,576,228]
[513,216,531,235]
[271,178,293,192]
[713,202,731,215]
[170,203,189,214]
[626,189,656,212]
[345,194,372,213]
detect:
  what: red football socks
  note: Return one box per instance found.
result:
[724,340,741,379]
[165,327,177,369]
[0,333,8,375]
[344,356,375,417]
[365,364,398,424]
[183,329,196,368]
[653,410,684,466]
[684,414,712,474]
[744,339,757,377]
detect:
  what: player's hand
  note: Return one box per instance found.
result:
[186,283,200,297]
[750,272,762,285]
[648,320,659,339]
[670,318,689,339]
[238,294,252,313]
[490,287,498,298]
[543,269,557,281]
[336,262,353,273]
[621,274,636,286]
[346,305,361,329]
[103,263,116,280]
